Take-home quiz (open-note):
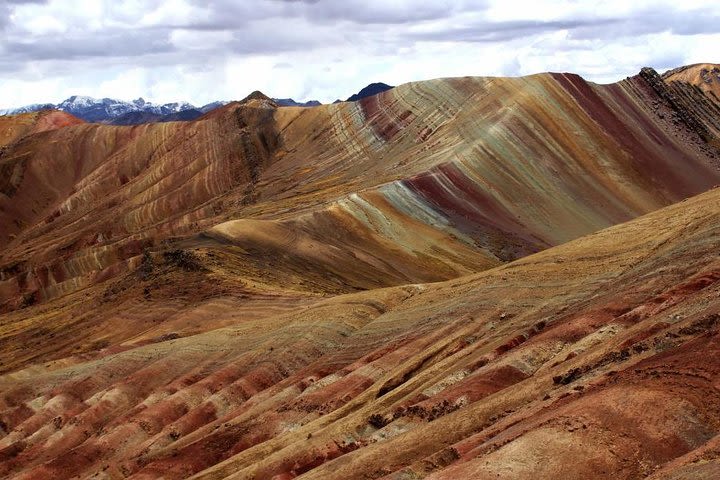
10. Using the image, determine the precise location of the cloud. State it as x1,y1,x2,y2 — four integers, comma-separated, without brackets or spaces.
408,18,619,43
285,0,468,25
0,0,718,108
4,29,175,61
0,0,45,29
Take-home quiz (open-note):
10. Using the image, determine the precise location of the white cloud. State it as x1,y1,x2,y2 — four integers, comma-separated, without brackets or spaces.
0,0,718,108
170,29,232,50
22,13,66,34
139,0,208,27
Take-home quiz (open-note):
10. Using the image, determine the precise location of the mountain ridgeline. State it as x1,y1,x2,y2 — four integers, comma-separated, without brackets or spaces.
0,82,396,125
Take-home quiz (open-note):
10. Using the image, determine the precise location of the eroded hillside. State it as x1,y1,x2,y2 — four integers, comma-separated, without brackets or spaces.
2,68,720,312
664,63,720,105
1,67,720,479
2,170,720,480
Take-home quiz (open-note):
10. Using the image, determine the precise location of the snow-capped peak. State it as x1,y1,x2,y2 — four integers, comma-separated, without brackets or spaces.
0,96,225,123
59,95,97,109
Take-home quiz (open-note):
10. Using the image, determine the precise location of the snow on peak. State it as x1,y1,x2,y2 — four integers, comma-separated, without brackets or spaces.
1,96,216,121
60,96,97,108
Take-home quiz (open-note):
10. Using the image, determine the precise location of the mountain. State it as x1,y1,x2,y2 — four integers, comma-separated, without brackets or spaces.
0,95,323,124
108,108,205,126
0,87,389,125
663,63,720,102
198,101,228,113
56,95,196,122
346,81,394,101
1,66,720,479
273,98,322,107
0,96,225,124
0,102,55,115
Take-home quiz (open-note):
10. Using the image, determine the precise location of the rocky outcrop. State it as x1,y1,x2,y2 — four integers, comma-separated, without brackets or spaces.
663,63,720,105
639,66,719,144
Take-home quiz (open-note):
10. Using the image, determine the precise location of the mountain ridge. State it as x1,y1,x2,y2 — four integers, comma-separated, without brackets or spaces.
2,64,719,323
0,94,326,124
0,81,401,125
663,63,720,102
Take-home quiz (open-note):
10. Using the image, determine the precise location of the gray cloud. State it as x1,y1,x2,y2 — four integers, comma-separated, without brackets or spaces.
4,29,175,61
0,0,718,108
4,1,716,64
287,0,468,25
409,18,620,44
0,0,45,29
567,7,720,40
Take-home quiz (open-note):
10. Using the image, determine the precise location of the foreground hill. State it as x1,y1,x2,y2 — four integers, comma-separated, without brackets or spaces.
2,176,720,479
1,66,720,478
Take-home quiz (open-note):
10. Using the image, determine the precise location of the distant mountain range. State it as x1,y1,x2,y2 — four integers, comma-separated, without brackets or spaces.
273,98,322,107
0,96,226,124
108,108,210,126
0,83,395,125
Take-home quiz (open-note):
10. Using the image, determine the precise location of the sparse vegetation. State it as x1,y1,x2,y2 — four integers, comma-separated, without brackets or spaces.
163,249,205,271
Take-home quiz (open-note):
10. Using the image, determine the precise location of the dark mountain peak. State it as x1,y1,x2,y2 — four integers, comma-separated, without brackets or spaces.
239,91,278,109
242,90,273,102
346,82,394,102
273,98,322,107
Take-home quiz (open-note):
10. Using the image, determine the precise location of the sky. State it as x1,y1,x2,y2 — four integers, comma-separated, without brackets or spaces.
0,0,719,108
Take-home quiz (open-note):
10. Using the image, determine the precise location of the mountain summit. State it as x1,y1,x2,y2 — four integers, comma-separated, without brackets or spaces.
346,82,394,101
